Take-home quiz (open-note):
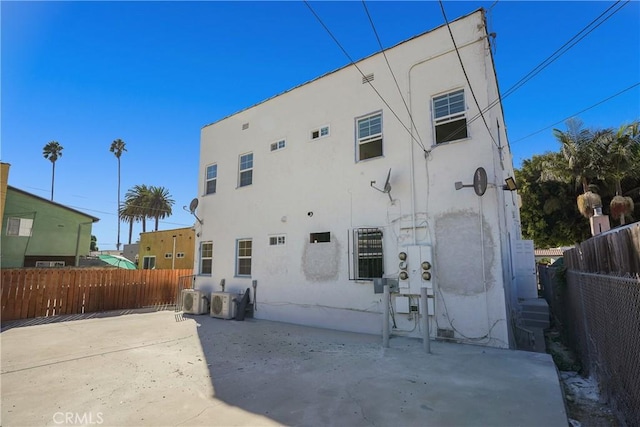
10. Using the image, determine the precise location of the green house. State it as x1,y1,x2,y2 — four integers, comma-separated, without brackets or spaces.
1,186,99,268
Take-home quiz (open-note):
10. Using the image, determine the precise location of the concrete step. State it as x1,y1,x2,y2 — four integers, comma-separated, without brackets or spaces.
522,311,550,322
523,318,550,329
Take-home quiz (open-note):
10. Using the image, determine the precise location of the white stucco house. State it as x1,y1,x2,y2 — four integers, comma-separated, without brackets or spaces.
194,9,528,349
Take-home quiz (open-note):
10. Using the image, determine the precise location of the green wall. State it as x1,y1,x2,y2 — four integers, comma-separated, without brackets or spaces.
1,188,97,268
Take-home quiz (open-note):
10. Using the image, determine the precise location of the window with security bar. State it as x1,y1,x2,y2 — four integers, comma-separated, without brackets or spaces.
433,89,468,144
354,228,384,279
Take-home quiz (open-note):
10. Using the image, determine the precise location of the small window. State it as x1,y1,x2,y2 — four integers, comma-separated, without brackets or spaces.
310,232,330,243
356,112,383,161
164,253,173,259
176,252,185,259
311,125,330,140
238,153,253,187
236,239,252,276
354,228,383,279
270,139,286,152
433,89,468,144
6,217,33,237
205,164,217,195
242,122,249,130
142,256,156,270
200,242,213,275
269,235,286,246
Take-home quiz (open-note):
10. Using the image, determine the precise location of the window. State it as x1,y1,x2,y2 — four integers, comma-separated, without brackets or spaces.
238,153,253,187
270,139,286,152
164,253,173,259
433,89,468,144
357,112,383,161
142,256,156,270
236,239,252,276
200,242,213,275
205,164,217,195
355,228,383,279
269,235,286,246
6,217,33,237
311,125,330,140
176,252,185,259
310,232,330,243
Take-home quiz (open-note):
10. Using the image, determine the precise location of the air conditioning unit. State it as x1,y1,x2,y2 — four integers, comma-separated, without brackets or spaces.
210,292,236,319
182,289,207,314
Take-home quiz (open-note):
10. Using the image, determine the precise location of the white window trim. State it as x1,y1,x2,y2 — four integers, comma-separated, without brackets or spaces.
270,139,287,152
176,252,185,259
432,88,469,144
236,238,252,277
164,253,173,259
356,111,383,162
142,256,156,270
269,234,286,246
6,217,33,237
238,152,253,188
310,125,330,141
200,241,213,275
205,163,217,195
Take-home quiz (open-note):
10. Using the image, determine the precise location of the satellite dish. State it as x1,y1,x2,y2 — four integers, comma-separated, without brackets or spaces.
183,197,203,225
473,167,487,197
371,168,393,202
189,198,199,214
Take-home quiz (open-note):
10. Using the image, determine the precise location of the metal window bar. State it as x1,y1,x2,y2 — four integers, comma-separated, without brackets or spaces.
355,228,383,279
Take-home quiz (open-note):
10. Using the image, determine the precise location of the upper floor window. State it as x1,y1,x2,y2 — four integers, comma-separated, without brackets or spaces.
311,125,330,140
205,164,217,195
6,217,33,237
433,89,468,144
270,139,286,152
269,235,286,246
238,153,253,187
356,112,383,161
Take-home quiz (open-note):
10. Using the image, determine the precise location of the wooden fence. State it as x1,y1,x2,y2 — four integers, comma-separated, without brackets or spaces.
1,268,193,322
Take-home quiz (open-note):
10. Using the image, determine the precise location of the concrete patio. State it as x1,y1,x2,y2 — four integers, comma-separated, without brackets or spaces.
1,310,567,426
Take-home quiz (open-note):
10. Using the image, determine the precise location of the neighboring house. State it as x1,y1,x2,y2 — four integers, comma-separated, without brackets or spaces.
138,227,195,270
534,248,566,265
1,163,10,220
122,243,140,264
194,9,527,348
1,186,99,268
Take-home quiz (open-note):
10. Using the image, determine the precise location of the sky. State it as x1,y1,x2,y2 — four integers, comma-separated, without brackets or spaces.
2,1,639,251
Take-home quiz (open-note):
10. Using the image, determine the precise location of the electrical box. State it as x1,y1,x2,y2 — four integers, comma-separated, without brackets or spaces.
373,277,399,294
398,245,434,295
395,296,410,314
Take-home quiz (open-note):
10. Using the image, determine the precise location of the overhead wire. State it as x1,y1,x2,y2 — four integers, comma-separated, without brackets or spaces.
444,0,630,141
438,0,499,148
511,82,640,144
361,0,425,148
303,0,428,153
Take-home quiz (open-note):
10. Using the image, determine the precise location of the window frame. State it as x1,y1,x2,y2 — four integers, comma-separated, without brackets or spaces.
270,139,287,152
200,241,213,275
142,256,156,270
432,88,468,144
236,238,252,277
238,152,253,188
353,228,384,280
356,111,383,161
205,163,217,195
310,125,330,141
269,235,286,246
6,217,33,237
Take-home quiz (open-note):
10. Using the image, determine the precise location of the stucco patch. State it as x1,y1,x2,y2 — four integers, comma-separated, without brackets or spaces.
434,210,494,295
302,236,340,282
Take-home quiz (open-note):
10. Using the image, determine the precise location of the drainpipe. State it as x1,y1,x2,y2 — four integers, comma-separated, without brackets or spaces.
172,234,177,269
75,222,94,266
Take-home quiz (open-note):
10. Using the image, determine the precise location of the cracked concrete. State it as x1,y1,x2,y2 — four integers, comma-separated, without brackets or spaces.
1,310,567,426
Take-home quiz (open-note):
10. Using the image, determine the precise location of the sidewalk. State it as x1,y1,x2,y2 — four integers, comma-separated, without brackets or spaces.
1,311,567,426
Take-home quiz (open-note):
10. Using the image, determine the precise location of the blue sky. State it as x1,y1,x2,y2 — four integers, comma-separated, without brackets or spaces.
2,1,639,250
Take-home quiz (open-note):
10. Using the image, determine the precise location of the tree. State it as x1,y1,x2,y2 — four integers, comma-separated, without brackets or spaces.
110,139,127,250
42,141,63,201
124,184,151,233
147,186,174,231
90,235,99,251
553,118,596,194
119,201,139,245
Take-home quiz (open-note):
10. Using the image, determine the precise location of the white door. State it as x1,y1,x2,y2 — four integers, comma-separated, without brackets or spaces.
513,240,537,299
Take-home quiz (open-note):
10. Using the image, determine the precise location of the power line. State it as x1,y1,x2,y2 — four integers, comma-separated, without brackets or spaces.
361,0,425,148
511,82,640,144
303,0,428,153
438,0,499,149
465,0,629,131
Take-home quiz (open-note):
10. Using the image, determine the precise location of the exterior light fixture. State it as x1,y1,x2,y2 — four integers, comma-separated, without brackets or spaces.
503,177,517,191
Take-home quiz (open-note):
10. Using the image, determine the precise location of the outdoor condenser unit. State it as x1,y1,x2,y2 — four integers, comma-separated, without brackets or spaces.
210,292,236,320
182,289,207,315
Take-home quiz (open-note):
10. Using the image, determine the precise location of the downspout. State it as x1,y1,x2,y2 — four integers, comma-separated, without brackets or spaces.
75,221,94,266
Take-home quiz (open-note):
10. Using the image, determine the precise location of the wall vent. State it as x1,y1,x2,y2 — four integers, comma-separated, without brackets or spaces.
437,328,455,339
362,73,374,84
242,123,249,130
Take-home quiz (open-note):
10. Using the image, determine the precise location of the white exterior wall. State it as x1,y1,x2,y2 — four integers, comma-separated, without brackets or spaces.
195,10,521,348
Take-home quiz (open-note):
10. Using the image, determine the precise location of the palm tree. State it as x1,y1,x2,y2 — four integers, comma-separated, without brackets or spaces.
42,141,63,201
119,201,139,245
110,139,127,250
124,184,151,233
147,186,174,231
